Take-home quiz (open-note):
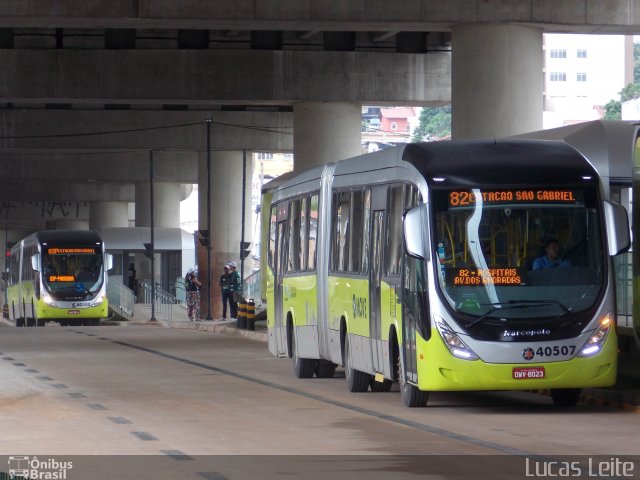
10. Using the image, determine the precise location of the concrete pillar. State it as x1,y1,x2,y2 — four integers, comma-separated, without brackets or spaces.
198,150,254,319
89,202,129,229
451,24,543,140
135,182,181,228
135,181,181,286
293,102,362,172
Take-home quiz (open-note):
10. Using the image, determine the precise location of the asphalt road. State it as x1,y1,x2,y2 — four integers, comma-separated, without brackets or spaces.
0,325,638,479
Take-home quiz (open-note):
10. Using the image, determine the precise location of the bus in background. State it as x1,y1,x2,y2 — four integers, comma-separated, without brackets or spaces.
7,230,114,327
264,140,630,407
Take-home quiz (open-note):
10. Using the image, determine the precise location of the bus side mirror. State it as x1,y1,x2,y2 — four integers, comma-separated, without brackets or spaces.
603,200,630,256
404,204,429,260
106,253,114,271
31,254,40,272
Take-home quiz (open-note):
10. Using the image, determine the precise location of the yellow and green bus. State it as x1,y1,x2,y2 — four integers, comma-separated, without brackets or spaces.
7,230,113,327
264,140,630,407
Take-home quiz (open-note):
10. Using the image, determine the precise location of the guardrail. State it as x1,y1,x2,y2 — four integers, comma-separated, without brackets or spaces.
106,276,135,317
243,269,261,307
139,280,185,322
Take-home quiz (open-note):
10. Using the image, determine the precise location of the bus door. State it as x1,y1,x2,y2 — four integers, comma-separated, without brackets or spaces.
368,185,387,375
369,209,385,373
401,255,422,384
272,202,289,356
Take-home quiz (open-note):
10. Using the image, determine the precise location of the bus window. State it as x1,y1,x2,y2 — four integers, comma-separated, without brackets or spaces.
308,194,318,271
386,184,404,276
331,191,351,272
349,189,364,274
268,205,277,269
288,199,301,272
299,196,309,271
361,188,372,274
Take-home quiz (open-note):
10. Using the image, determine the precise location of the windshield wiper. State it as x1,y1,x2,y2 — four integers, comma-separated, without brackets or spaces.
505,299,572,316
467,300,572,328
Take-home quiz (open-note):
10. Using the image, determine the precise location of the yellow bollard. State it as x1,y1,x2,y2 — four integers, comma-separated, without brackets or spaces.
246,299,256,331
237,298,247,329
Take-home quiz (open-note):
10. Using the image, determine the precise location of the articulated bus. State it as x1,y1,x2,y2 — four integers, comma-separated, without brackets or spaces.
7,230,113,327
264,140,630,407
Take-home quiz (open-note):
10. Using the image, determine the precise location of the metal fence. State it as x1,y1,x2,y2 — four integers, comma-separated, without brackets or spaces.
106,275,135,317
243,269,261,307
139,280,186,322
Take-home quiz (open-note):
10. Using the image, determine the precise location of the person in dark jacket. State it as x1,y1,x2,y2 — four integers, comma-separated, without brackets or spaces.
220,264,233,319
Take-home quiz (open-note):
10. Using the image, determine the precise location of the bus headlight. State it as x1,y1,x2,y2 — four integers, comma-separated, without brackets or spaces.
435,316,479,360
94,295,104,306
578,313,612,357
42,293,53,305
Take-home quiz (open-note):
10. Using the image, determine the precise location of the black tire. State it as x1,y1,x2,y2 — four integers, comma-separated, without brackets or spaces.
292,330,316,378
551,388,580,407
344,335,371,392
315,361,337,378
370,377,393,392
395,352,428,407
36,319,45,327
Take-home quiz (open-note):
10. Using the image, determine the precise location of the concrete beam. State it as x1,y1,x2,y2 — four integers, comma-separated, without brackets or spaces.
0,110,293,152
0,181,134,202
0,150,198,182
0,50,450,105
0,1,638,33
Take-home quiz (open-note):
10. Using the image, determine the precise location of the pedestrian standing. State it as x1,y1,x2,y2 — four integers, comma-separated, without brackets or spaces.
128,263,137,293
220,264,233,319
228,261,241,319
185,268,202,321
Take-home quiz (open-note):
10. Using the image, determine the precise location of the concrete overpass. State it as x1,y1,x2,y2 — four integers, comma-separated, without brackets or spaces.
0,1,638,317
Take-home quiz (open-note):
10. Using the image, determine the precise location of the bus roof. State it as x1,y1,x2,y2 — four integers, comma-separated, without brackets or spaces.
402,139,598,187
33,230,103,246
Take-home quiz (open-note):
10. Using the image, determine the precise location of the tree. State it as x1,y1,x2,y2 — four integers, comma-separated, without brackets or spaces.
412,106,451,142
603,99,621,120
635,42,640,83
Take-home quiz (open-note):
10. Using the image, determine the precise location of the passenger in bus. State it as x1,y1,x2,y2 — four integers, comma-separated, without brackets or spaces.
532,239,570,270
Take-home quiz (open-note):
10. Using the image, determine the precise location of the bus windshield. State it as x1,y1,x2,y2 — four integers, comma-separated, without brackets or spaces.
42,247,104,295
432,187,604,320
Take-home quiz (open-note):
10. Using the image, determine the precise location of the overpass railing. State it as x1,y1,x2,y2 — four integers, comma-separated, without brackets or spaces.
106,276,135,318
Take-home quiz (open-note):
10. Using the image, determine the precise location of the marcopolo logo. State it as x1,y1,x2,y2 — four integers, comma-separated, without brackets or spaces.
8,456,73,479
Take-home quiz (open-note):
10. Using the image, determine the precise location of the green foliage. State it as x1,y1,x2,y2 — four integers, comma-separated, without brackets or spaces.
620,82,640,102
412,106,451,142
635,42,640,83
603,99,621,120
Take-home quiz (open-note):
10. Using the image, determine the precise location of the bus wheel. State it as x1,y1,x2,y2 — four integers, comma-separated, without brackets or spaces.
400,378,428,407
344,335,370,392
291,330,316,378
370,377,393,392
315,361,337,378
395,353,428,407
551,388,580,407
36,319,45,327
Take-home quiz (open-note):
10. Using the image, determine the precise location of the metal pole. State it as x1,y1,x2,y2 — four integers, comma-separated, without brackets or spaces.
149,150,156,322
240,149,247,289
206,119,212,320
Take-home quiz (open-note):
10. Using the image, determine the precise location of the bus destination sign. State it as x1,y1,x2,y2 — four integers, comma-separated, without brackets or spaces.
445,267,526,287
448,190,578,208
47,247,96,255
